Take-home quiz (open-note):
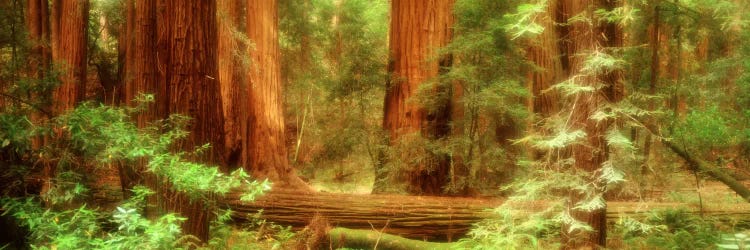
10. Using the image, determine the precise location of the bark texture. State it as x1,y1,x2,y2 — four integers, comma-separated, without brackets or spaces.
119,0,159,214
122,0,158,124
155,0,224,241
25,0,51,81
218,0,246,169
44,0,88,198
246,0,307,189
381,0,455,195
25,0,51,151
527,0,562,117
50,0,88,114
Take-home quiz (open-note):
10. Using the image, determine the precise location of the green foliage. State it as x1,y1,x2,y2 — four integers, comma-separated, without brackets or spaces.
673,106,740,151
280,0,388,190
421,0,530,194
2,190,189,249
51,97,270,200
616,209,723,249
503,0,547,40
0,95,269,248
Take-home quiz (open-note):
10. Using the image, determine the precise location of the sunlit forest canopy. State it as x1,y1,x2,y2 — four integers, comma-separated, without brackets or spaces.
1,0,750,249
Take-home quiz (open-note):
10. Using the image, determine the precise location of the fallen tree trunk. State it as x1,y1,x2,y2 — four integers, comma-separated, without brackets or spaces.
224,189,503,241
222,189,750,241
638,120,750,202
325,227,455,250
662,139,750,202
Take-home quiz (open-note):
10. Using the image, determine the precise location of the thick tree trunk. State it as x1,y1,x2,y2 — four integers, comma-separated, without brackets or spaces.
120,0,158,212
218,0,246,170
155,0,224,241
246,0,308,189
44,0,88,198
50,0,88,113
380,0,455,195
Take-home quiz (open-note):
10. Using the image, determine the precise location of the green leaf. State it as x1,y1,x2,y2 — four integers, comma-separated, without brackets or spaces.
605,129,635,150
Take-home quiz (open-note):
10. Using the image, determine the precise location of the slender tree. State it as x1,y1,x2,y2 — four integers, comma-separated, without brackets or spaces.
558,0,623,248
25,0,50,81
25,0,50,151
380,0,455,195
527,0,562,117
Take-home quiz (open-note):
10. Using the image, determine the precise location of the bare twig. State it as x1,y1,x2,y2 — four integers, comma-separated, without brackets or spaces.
369,220,390,250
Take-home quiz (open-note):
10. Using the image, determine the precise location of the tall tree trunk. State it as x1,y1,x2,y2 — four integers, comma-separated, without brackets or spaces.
120,0,158,211
25,0,51,151
218,0,246,170
50,0,88,114
155,0,225,241
25,0,50,81
559,0,623,248
380,0,455,195
122,0,159,131
527,0,562,118
44,0,88,198
526,0,563,162
246,0,308,190
643,2,660,176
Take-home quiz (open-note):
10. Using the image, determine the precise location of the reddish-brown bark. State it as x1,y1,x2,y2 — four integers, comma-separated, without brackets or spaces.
155,0,225,241
245,0,308,190
381,0,455,195
42,0,88,198
122,0,158,127
218,0,246,169
50,0,88,114
25,0,51,151
25,0,51,81
527,0,562,117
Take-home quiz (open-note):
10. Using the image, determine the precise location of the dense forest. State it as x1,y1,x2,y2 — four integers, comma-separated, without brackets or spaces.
1,0,750,249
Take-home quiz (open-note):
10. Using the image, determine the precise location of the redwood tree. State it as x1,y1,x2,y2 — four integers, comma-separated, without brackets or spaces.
25,0,50,151
42,0,88,197
218,0,246,169
118,0,158,209
25,0,50,81
50,0,88,114
155,0,225,241
245,0,307,189
527,0,562,117
380,0,455,195
121,0,158,122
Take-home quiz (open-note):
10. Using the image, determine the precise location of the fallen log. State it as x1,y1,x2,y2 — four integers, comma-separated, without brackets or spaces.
224,189,503,241
222,189,750,241
662,139,750,202
325,227,455,250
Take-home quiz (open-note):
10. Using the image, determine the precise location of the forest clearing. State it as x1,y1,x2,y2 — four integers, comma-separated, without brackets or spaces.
1,0,750,249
